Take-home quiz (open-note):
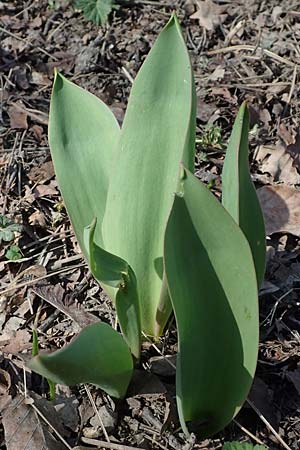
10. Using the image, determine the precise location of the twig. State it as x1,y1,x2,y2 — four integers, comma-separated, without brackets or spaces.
8,101,49,125
224,20,246,46
144,432,170,450
31,287,77,322
84,385,110,443
141,332,176,369
206,44,299,68
233,419,266,447
17,385,72,450
81,436,145,450
0,263,86,295
286,65,297,105
246,399,293,450
0,25,58,61
29,401,73,450
121,67,134,84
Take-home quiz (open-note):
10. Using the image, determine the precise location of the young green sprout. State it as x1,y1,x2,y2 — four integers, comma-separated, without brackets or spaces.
29,13,265,438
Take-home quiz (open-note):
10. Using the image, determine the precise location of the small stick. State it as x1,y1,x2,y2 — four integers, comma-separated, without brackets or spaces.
16,386,73,450
84,385,110,443
246,399,292,450
121,67,134,84
142,331,176,369
29,401,73,450
0,262,86,295
286,65,297,106
224,20,246,46
206,44,298,68
233,419,266,447
0,25,58,61
81,436,145,450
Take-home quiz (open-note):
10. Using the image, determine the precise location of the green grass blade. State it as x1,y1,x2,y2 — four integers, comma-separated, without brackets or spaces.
32,328,39,357
102,14,196,336
222,102,266,286
84,220,141,359
32,328,56,400
164,168,259,438
29,322,133,399
49,71,120,254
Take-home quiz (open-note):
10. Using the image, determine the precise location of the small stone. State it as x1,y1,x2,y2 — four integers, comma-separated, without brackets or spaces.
90,405,117,433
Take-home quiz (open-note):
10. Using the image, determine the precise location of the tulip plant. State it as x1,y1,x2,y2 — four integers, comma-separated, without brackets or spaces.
29,14,265,438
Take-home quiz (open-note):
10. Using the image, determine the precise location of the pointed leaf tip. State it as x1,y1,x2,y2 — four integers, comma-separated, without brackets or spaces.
165,168,258,437
222,103,266,287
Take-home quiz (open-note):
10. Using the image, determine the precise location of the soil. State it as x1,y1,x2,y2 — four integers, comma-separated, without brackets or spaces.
0,1,300,449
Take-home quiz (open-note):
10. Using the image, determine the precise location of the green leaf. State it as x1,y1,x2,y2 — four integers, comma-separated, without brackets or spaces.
0,215,22,244
32,329,39,357
102,13,196,337
74,0,116,25
29,322,133,399
48,71,120,256
5,245,22,261
164,168,259,438
84,219,141,359
222,102,266,286
222,443,267,450
32,328,56,400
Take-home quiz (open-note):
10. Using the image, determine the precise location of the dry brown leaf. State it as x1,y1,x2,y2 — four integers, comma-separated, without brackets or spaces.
28,161,55,183
29,210,47,228
31,71,51,86
2,36,28,54
0,369,11,413
8,102,28,129
196,97,218,122
30,16,43,29
190,0,227,31
9,101,48,125
278,123,294,145
31,125,44,142
258,185,300,236
211,87,237,104
209,66,225,81
2,395,66,450
255,144,300,185
1,329,31,354
33,181,58,199
15,264,47,282
286,131,300,170
0,368,11,393
33,285,99,329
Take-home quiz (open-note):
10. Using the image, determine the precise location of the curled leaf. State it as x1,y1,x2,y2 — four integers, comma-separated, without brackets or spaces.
29,322,133,399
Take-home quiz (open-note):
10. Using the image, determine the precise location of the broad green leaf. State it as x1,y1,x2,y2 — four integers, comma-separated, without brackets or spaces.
49,71,120,254
74,0,117,26
222,443,267,450
164,168,259,438
222,102,266,286
102,14,196,336
84,219,141,359
29,322,133,399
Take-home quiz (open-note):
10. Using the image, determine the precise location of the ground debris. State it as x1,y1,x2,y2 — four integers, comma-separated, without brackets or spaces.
2,394,67,450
